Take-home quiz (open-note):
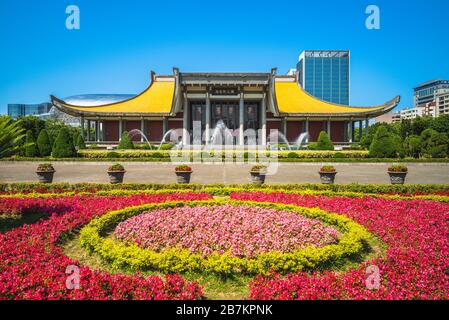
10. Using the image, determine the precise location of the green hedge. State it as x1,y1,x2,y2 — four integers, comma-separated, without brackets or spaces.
79,200,371,275
77,149,370,159
1,182,448,195
5,156,449,163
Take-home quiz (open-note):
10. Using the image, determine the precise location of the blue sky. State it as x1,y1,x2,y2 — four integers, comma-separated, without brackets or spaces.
1,0,448,114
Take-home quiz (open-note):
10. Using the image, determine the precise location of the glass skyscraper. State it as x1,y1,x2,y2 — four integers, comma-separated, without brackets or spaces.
7,103,52,119
296,50,350,105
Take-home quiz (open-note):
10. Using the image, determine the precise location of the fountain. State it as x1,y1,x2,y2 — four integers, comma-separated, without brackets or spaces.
209,120,235,146
158,129,183,150
294,132,309,150
268,131,292,151
128,129,152,148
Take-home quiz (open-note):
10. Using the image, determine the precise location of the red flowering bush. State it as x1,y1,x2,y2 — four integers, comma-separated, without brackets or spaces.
0,192,211,300
231,192,449,300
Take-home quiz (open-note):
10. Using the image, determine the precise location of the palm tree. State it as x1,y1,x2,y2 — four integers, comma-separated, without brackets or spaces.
0,116,27,158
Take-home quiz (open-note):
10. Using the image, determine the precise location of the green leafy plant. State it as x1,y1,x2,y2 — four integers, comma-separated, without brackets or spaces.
0,117,27,158
108,163,125,172
37,129,52,157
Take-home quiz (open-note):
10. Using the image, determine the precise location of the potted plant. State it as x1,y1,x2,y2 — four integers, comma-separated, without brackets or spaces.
250,165,267,185
387,164,408,184
318,165,337,184
107,163,126,184
36,163,56,183
175,165,193,184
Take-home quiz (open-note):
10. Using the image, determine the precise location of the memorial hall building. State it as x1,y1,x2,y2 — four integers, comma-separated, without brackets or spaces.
51,66,400,146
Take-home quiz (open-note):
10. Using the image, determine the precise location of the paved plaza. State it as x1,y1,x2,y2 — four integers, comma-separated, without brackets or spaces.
1,161,449,184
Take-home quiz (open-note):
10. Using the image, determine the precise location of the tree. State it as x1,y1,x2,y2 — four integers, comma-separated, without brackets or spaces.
52,128,77,158
36,129,52,157
412,116,432,136
117,131,134,150
0,116,27,158
45,119,80,149
314,131,334,150
431,114,449,135
403,135,422,158
17,115,45,140
399,119,413,139
73,132,80,147
421,129,449,158
369,125,397,158
25,130,38,157
76,134,86,150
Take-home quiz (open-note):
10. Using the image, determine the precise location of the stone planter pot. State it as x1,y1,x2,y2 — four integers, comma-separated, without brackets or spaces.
175,171,192,184
107,171,125,184
319,171,337,184
250,171,266,185
36,171,55,183
388,171,407,185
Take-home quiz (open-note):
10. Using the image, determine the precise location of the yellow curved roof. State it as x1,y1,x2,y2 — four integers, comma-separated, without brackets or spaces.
52,81,175,115
275,81,391,115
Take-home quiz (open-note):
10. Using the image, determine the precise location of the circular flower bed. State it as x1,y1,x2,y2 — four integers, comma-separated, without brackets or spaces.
114,204,340,258
2,186,448,300
79,200,371,275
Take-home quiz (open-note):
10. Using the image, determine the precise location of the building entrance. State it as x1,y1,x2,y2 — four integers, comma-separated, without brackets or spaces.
211,102,239,130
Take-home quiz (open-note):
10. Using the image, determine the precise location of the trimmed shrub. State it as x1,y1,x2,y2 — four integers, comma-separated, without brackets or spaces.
315,131,334,150
159,143,174,150
36,129,52,157
117,132,134,150
369,126,397,158
76,134,86,150
25,130,38,157
333,152,346,159
52,128,77,158
106,151,120,158
309,132,334,151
